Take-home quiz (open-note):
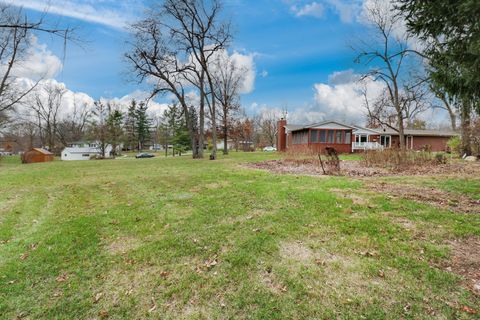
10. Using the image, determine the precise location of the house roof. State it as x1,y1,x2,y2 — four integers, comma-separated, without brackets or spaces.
286,120,356,132
63,147,100,154
376,127,459,137
32,148,53,155
284,124,304,131
352,126,383,135
282,120,458,137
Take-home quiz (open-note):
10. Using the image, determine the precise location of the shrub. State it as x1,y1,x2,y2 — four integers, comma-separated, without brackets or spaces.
363,149,441,170
447,136,461,155
435,153,447,164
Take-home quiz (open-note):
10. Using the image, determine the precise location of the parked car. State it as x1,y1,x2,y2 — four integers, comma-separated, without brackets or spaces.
135,153,155,159
263,146,277,152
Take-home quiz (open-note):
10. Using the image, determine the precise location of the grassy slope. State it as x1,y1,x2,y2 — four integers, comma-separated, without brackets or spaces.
0,153,479,319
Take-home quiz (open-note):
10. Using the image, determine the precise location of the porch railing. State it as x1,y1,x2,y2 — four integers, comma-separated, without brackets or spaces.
352,142,384,150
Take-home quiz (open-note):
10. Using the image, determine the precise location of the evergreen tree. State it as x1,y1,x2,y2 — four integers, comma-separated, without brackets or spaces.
135,101,151,151
91,100,109,158
398,0,480,154
159,103,191,156
107,106,124,157
124,100,137,151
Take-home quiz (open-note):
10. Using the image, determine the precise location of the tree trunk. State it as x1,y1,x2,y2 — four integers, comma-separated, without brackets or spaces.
197,73,205,159
223,113,228,155
210,98,217,160
460,103,472,156
397,111,406,150
449,109,457,132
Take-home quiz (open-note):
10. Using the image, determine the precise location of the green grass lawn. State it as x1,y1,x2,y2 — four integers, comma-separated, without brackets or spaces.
0,153,479,319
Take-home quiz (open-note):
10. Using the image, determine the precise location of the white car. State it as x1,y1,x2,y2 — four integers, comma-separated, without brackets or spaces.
263,146,277,152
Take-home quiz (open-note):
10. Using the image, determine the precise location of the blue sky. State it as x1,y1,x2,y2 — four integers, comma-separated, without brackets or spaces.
13,1,365,110
12,0,450,126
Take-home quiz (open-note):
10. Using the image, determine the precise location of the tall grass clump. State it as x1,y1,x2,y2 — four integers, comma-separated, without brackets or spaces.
364,149,446,170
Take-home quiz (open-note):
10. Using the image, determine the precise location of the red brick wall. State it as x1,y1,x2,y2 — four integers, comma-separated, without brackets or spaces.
411,136,450,151
390,135,450,151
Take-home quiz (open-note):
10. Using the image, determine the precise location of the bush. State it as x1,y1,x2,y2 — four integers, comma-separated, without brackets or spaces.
447,136,461,155
364,149,442,169
435,153,447,164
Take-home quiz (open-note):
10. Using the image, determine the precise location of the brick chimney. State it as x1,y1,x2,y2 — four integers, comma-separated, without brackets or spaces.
277,118,287,152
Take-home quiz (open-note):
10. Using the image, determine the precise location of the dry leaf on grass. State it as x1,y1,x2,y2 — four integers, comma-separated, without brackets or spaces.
56,273,69,282
148,297,157,313
98,309,109,318
93,292,103,303
462,306,477,314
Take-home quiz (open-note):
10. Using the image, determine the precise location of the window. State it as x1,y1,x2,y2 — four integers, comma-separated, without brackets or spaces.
380,135,390,147
319,130,326,143
336,131,343,144
302,131,308,144
327,130,334,143
293,131,305,144
344,132,351,144
82,154,90,157
310,130,318,143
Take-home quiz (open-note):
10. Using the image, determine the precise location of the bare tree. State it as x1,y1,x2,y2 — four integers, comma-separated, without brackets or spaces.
126,18,199,157
0,4,73,131
0,5,32,119
211,53,243,154
354,0,424,149
56,98,92,146
431,87,457,131
402,83,429,128
163,0,232,160
31,81,66,152
256,110,280,148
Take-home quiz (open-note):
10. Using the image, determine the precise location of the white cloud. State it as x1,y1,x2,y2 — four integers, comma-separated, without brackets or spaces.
10,36,63,80
260,70,269,78
16,78,94,121
284,69,385,125
291,2,325,18
229,51,256,94
103,90,170,118
9,0,141,29
327,0,362,23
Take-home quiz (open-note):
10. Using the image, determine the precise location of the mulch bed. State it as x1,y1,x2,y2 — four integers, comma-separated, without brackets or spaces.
244,159,480,214
245,158,480,178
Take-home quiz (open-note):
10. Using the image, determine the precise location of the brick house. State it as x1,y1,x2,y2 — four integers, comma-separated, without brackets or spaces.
277,119,459,153
277,119,354,153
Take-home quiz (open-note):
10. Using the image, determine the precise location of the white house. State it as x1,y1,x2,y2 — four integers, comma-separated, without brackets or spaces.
216,139,235,151
61,142,114,161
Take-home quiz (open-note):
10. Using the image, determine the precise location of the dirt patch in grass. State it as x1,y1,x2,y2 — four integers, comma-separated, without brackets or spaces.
330,188,371,206
107,236,142,255
279,241,313,262
367,182,480,214
244,159,331,176
245,159,480,178
443,237,480,295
